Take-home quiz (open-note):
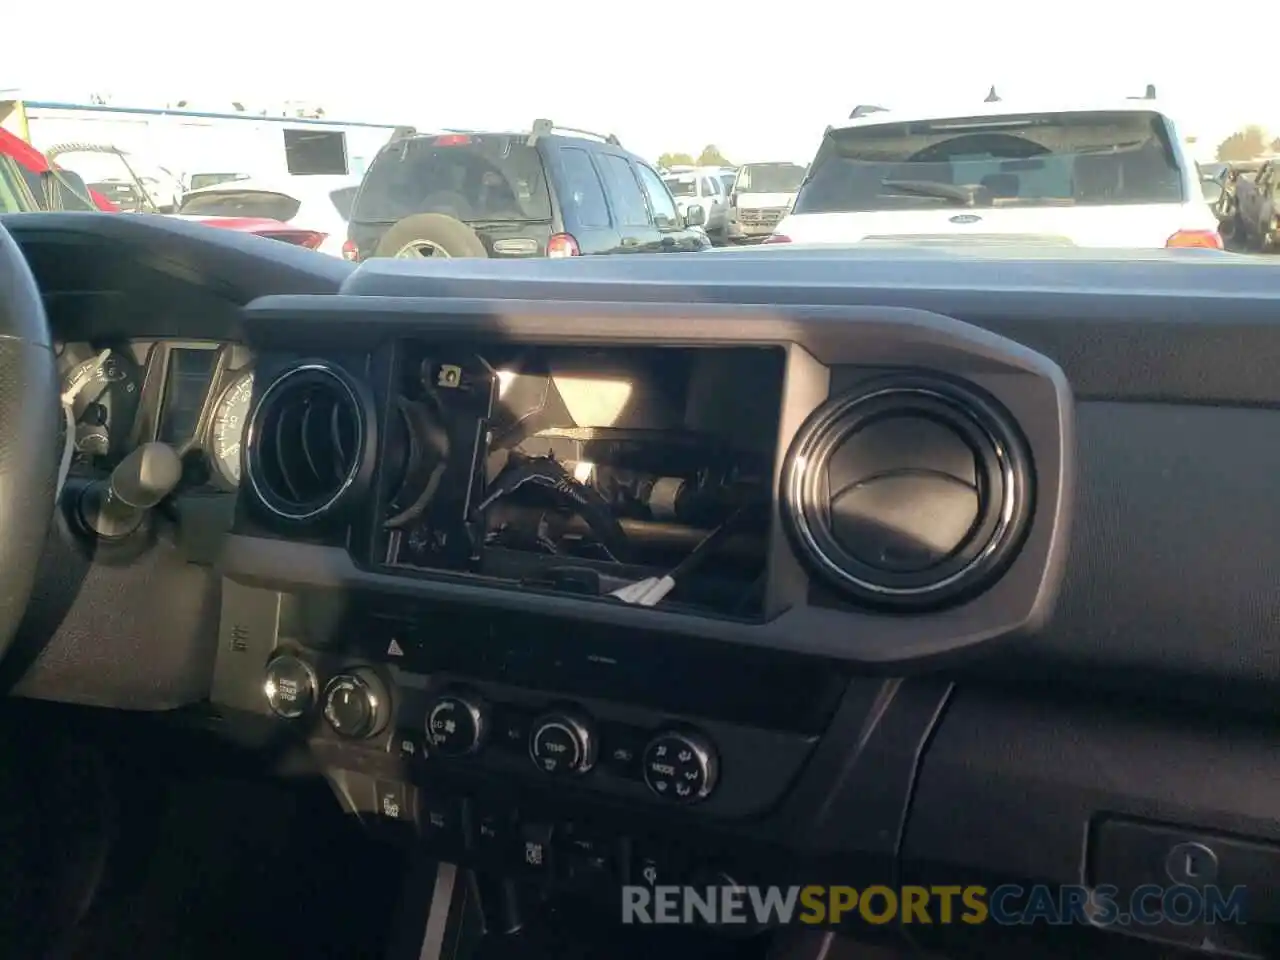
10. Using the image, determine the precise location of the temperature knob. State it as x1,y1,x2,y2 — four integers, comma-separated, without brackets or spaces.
425,692,487,757
322,668,390,739
642,730,718,803
529,711,596,775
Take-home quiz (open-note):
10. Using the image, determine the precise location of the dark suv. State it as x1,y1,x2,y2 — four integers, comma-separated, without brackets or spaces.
345,120,711,260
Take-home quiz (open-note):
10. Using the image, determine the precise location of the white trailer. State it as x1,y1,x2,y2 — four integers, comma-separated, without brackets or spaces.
0,99,407,190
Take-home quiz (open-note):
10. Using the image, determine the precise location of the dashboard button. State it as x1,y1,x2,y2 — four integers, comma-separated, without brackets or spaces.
390,728,424,761
322,669,391,739
420,791,465,857
424,693,486,757
375,780,414,822
529,712,596,775
491,706,533,752
600,724,645,778
472,807,514,865
263,654,317,719
642,730,718,803
519,822,553,874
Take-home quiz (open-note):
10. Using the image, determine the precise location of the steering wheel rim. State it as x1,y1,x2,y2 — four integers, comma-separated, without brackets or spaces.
0,220,61,664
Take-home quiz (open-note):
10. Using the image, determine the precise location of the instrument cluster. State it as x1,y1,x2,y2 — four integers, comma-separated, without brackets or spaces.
56,339,255,489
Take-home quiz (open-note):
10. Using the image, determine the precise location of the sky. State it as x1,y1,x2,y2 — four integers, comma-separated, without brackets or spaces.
6,1,1275,164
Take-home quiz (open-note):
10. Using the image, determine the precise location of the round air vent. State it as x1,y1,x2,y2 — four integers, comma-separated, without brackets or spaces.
245,362,369,522
781,376,1032,610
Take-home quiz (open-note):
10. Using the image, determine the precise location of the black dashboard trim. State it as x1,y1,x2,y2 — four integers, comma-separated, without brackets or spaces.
231,295,1071,666
330,250,1280,405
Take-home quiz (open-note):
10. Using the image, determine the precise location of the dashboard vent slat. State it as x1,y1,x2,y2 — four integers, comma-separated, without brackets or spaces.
780,376,1033,611
245,362,366,522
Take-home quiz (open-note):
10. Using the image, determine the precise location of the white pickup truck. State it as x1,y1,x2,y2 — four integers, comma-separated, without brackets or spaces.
661,167,730,242
770,97,1221,251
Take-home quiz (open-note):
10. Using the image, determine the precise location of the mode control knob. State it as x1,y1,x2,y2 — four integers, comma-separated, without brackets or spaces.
529,711,596,775
643,730,718,803
263,654,317,719
322,668,390,739
425,693,487,757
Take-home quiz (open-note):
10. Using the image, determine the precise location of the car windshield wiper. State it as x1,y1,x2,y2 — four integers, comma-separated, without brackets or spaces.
880,179,975,205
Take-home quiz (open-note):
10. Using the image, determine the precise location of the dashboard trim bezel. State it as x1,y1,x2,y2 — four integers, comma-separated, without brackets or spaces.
228,296,1074,666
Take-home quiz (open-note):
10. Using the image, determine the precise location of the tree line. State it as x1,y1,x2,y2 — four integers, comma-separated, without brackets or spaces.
1216,126,1280,161
657,145,732,168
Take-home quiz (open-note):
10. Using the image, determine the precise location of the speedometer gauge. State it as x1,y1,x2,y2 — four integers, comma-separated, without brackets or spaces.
210,371,254,485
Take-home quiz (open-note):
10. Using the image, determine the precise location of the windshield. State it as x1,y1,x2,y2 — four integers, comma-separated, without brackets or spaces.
178,190,301,220
793,111,1185,214
664,177,697,197
352,136,552,223
735,163,806,194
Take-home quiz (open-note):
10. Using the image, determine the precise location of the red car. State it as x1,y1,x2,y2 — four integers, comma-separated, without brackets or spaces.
0,132,321,248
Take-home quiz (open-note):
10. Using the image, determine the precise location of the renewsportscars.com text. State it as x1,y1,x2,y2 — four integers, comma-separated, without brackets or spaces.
621,884,1248,927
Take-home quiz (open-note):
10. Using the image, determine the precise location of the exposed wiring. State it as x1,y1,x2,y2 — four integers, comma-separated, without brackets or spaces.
611,507,749,608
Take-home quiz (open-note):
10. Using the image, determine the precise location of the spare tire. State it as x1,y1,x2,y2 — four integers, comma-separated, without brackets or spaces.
374,213,488,258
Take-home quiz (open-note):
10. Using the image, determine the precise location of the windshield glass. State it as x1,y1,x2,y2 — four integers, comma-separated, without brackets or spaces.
793,111,1185,214
735,163,806,194
664,177,697,197
352,136,552,223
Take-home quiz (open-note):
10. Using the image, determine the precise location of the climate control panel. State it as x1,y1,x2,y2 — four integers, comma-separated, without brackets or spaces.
425,692,487,757
529,711,598,776
642,730,718,803
322,668,391,739
258,653,816,818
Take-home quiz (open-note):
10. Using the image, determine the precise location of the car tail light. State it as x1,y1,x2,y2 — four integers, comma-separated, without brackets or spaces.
265,230,327,249
547,233,580,258
763,234,792,244
1166,229,1223,250
434,134,471,146
342,239,360,261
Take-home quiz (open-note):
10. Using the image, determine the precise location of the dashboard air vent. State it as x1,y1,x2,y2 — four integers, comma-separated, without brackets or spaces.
245,362,367,522
781,376,1032,611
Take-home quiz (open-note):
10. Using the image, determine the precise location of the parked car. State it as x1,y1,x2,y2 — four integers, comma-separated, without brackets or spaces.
725,161,806,243
174,175,359,256
345,120,710,260
662,167,729,242
770,94,1221,250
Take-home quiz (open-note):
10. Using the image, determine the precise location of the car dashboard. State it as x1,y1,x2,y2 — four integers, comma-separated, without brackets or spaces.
59,338,255,489
5,213,1280,960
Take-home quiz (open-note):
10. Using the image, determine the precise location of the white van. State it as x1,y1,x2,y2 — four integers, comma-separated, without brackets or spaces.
770,99,1222,250
726,161,807,243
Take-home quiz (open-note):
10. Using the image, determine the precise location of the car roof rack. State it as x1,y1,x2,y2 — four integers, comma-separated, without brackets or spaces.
530,118,621,146
1127,84,1157,100
388,125,417,142
848,104,889,119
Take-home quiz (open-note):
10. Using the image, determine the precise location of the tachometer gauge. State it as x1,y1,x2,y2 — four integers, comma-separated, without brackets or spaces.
211,371,254,485
60,347,141,459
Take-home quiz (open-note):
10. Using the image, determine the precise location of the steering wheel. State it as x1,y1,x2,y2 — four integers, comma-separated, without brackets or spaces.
0,221,61,664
